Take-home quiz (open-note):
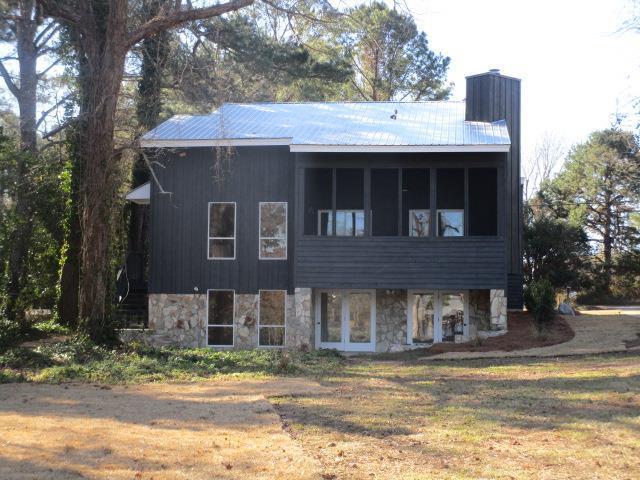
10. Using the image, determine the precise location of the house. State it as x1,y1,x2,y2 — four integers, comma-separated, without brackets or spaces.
126,69,523,352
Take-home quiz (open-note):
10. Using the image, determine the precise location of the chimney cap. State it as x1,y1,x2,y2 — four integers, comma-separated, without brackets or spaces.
489,68,500,74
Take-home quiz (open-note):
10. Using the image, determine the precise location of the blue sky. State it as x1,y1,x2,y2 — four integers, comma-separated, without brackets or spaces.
399,0,640,167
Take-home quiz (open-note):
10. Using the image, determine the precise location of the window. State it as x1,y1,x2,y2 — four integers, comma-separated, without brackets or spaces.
259,202,287,259
468,168,498,236
336,169,364,236
437,210,464,236
259,290,286,346
207,290,234,346
208,202,235,259
409,210,430,237
371,169,399,236
403,169,430,236
436,169,464,236
304,168,365,236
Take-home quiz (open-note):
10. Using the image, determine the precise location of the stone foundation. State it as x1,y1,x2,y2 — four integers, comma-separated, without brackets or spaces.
135,291,313,349
490,289,508,331
135,288,507,350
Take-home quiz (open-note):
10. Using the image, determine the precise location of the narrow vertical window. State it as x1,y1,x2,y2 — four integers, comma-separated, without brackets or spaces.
258,290,286,346
336,168,365,236
208,202,235,259
207,290,234,346
259,202,287,259
436,169,464,237
402,168,430,236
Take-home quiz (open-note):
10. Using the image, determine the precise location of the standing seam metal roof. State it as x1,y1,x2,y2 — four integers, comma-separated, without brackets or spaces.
141,101,510,147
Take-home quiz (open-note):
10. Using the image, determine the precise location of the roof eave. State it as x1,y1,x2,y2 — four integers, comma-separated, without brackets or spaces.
289,144,511,153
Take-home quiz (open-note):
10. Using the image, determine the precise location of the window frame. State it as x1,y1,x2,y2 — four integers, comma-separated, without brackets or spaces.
259,201,288,260
258,289,287,348
207,201,236,260
206,289,235,347
436,209,465,237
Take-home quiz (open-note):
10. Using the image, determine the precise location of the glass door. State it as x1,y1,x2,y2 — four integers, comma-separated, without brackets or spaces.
408,291,468,344
316,290,376,351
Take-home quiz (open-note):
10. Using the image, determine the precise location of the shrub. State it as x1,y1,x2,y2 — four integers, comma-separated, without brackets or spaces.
0,317,21,352
524,278,556,332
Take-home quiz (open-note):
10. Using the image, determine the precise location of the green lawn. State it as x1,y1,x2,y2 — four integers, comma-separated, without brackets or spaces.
272,352,640,479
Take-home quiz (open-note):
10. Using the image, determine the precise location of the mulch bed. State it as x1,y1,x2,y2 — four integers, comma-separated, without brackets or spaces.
421,311,575,356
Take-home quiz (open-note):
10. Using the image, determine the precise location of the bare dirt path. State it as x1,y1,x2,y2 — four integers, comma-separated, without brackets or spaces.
423,309,640,360
0,378,326,480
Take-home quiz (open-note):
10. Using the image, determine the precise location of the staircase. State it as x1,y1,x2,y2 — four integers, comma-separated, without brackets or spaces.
115,287,148,328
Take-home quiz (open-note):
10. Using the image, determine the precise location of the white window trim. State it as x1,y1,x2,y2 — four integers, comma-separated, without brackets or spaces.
208,201,236,260
258,202,288,260
258,289,287,348
407,290,469,345
206,289,235,347
436,209,465,237
314,289,376,352
408,209,431,237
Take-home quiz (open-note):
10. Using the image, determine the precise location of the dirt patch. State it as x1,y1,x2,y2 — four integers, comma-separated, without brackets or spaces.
420,311,575,356
0,378,326,479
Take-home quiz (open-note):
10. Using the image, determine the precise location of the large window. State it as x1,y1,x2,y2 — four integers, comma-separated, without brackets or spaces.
371,169,399,236
208,202,235,259
436,169,464,237
259,202,287,259
258,290,286,347
207,290,234,346
468,168,498,236
403,168,430,236
304,168,364,236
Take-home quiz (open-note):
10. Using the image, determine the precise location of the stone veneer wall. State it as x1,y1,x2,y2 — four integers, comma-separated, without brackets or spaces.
489,289,508,332
139,291,314,349
468,290,490,339
376,289,408,352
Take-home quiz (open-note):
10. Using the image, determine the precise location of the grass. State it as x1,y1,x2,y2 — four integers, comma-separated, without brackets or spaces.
0,335,345,384
272,352,640,479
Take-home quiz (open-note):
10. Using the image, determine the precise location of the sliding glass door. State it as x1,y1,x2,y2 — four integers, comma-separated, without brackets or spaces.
316,290,376,351
408,291,468,344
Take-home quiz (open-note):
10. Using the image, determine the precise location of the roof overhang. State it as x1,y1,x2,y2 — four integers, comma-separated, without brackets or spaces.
125,182,150,205
140,138,510,153
139,138,291,148
289,144,510,153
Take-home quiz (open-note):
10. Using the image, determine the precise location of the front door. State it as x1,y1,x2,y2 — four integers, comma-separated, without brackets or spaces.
316,290,376,351
407,291,468,344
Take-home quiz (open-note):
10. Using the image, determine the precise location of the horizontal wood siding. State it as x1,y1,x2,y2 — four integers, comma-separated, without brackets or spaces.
295,237,506,289
149,146,294,294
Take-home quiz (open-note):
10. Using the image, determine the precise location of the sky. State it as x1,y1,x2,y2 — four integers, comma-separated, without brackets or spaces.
398,0,640,169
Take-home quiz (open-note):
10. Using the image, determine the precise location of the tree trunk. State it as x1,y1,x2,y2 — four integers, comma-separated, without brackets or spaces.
5,0,38,326
76,5,128,341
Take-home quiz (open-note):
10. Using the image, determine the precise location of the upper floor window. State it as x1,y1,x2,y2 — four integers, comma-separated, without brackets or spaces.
259,202,287,259
403,169,430,237
436,169,464,237
208,202,235,259
304,168,364,236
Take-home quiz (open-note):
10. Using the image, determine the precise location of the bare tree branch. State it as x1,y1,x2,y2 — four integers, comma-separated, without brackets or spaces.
36,0,83,26
36,93,72,128
126,0,255,49
0,59,20,97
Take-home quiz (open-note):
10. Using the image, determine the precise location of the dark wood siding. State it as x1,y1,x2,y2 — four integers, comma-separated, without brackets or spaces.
466,72,523,307
296,237,506,289
149,146,295,294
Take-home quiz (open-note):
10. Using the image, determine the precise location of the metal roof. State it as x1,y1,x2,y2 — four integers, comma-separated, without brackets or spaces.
140,101,510,152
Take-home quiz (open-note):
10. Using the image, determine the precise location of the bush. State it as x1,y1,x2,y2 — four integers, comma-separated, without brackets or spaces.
0,317,21,352
524,278,556,332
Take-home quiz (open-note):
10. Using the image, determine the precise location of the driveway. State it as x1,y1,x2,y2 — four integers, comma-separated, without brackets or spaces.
0,378,326,479
424,308,640,360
